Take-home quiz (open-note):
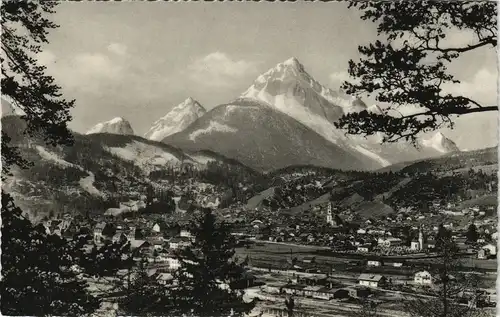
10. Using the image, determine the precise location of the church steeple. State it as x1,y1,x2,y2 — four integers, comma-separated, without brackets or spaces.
418,226,425,250
326,202,334,226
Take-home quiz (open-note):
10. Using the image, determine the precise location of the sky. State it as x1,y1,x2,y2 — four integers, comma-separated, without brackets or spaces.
36,1,498,150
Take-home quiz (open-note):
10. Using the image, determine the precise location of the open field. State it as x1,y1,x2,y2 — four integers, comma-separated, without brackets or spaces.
236,240,497,288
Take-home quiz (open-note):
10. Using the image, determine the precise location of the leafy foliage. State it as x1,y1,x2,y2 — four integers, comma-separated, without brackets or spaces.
336,2,497,143
142,185,176,215
466,224,478,244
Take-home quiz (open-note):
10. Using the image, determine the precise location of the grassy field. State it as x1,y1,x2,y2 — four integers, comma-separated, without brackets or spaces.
236,241,497,288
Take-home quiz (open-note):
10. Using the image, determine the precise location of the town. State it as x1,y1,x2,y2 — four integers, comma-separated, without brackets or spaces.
42,193,498,316
1,1,498,317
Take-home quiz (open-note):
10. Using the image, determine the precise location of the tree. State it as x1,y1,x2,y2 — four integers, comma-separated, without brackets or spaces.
171,209,255,316
284,296,295,317
435,223,451,252
360,298,378,317
335,2,497,143
118,258,174,316
78,239,134,279
1,1,99,315
405,227,482,317
1,0,74,174
466,224,479,244
0,192,100,315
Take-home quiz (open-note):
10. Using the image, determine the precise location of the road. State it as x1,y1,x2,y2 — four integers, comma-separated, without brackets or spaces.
244,287,409,317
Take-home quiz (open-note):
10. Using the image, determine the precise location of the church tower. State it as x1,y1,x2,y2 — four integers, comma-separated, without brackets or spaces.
326,202,334,226
418,226,425,250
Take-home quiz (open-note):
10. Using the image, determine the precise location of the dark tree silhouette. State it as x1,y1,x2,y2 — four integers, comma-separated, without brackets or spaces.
171,209,255,316
0,2,99,315
118,258,174,316
78,240,134,278
285,296,295,317
466,224,479,244
0,192,100,315
1,1,74,174
336,2,497,143
360,298,378,317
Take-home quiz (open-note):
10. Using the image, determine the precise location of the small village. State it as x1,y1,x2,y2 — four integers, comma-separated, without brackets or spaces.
40,197,498,316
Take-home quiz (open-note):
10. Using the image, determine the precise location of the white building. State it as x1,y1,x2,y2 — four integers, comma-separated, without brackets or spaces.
357,245,371,253
367,260,382,267
410,240,420,250
414,271,433,285
482,243,497,256
411,227,426,251
358,274,385,288
169,237,191,250
378,237,403,248
167,257,181,271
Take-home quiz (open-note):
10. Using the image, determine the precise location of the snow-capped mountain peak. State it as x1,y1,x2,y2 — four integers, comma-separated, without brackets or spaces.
239,57,372,156
86,117,134,135
282,57,305,72
144,97,206,141
421,132,460,153
241,57,367,119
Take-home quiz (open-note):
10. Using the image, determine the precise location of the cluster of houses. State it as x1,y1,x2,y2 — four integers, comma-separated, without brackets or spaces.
88,217,196,272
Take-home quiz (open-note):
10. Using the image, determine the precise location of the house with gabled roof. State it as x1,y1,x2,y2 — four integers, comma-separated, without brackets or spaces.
358,274,386,288
414,270,433,285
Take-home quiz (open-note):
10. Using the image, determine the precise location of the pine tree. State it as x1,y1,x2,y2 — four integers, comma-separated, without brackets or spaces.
78,239,134,278
171,209,255,316
466,224,479,244
118,258,174,316
2,1,75,174
335,2,497,143
284,296,295,317
1,192,100,315
1,2,102,315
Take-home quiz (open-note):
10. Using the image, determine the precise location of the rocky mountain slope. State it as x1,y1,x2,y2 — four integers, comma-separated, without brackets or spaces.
145,97,206,141
1,116,259,221
86,117,135,135
163,98,383,172
163,57,460,171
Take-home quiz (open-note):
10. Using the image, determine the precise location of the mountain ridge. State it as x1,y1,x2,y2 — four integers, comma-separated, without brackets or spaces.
86,117,135,135
162,57,461,170
144,97,206,141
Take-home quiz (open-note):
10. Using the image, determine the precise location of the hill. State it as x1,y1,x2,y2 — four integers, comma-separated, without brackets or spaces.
1,116,262,221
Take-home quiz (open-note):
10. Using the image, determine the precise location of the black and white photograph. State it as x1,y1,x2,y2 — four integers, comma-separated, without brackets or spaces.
0,1,498,316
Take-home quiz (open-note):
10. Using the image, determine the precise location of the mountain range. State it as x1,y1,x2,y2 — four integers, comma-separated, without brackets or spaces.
1,115,258,221
3,57,466,173
1,57,496,222
160,57,461,171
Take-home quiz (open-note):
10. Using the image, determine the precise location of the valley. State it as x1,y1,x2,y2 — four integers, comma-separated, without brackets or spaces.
2,58,497,317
